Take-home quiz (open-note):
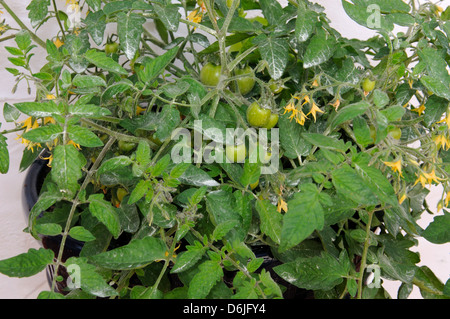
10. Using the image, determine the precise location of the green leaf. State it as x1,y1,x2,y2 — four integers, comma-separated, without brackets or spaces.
97,156,133,176
380,105,406,122
255,200,283,245
424,95,449,127
342,0,394,31
65,257,118,297
353,116,373,147
37,291,65,299
178,164,220,187
85,10,106,46
259,0,283,26
69,104,112,118
0,248,54,278
273,251,350,290
154,105,181,142
206,190,245,242
240,160,261,187
212,220,239,242
0,136,9,174
171,242,207,274
67,125,104,148
84,49,128,75
280,184,325,251
26,0,50,28
153,3,180,32
422,212,450,244
88,194,121,238
329,101,370,129
353,162,398,207
117,12,146,60
128,180,150,204
72,74,107,88
3,102,20,122
69,226,96,242
14,101,61,118
378,250,416,283
22,124,63,143
35,223,62,236
187,260,223,299
138,46,179,84
302,133,348,153
15,30,32,51
279,112,311,160
295,5,317,42
373,89,390,108
253,35,289,80
303,29,337,69
89,236,167,270
331,164,379,206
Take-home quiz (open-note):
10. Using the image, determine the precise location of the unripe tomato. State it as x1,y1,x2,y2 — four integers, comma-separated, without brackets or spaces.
105,42,119,54
116,188,128,203
269,80,283,94
263,113,279,129
235,66,255,95
246,102,271,127
225,143,246,163
362,78,376,93
389,127,402,140
200,63,221,86
118,140,137,153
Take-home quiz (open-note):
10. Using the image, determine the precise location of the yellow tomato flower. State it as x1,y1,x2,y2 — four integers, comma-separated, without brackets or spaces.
384,159,403,177
277,198,288,213
411,104,426,116
307,101,324,122
434,134,450,151
437,113,450,130
414,169,444,188
399,193,407,205
188,8,203,24
445,191,450,207
330,99,340,111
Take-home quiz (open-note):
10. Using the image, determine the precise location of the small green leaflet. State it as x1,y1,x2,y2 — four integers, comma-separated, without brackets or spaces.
89,236,167,270
117,12,145,60
303,29,337,69
88,194,121,239
0,248,54,278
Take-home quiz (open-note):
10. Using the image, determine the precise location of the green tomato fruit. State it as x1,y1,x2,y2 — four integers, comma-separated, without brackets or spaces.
362,78,376,93
200,63,221,86
264,113,279,129
389,127,402,140
268,80,283,94
225,143,247,163
116,188,128,203
105,42,119,54
235,66,255,95
246,102,271,127
118,140,137,153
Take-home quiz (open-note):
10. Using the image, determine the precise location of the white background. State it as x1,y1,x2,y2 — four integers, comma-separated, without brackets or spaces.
0,0,449,299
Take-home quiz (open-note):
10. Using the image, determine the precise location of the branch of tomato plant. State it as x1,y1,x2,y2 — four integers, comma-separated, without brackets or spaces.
51,135,117,292
0,0,46,48
356,209,374,299
51,0,65,41
189,227,268,299
80,118,159,150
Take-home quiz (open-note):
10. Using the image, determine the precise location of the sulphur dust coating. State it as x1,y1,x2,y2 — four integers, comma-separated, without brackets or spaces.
182,303,266,316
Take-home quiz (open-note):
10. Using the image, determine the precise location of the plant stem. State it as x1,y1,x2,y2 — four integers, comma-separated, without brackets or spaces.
51,136,117,292
51,0,65,40
0,0,46,48
357,210,374,299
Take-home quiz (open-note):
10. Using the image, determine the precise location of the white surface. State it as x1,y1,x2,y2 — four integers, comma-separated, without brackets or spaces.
0,0,449,299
